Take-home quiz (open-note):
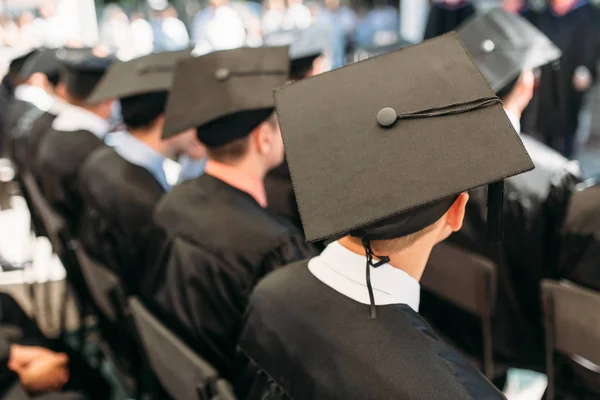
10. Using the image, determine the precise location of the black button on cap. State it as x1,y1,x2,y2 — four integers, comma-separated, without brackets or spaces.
377,107,397,127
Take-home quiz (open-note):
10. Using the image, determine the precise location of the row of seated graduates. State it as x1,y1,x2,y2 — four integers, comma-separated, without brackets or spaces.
3,11,600,400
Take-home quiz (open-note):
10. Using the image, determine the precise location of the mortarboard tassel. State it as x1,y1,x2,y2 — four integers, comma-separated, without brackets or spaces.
487,180,505,243
362,239,390,319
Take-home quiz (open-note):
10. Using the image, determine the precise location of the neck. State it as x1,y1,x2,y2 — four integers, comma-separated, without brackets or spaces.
130,126,168,157
552,0,580,15
338,236,434,281
213,155,268,179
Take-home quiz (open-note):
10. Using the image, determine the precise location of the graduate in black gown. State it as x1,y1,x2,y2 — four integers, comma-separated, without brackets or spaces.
263,26,328,231
36,52,114,235
531,0,600,158
151,47,317,378
0,293,109,400
77,49,200,292
419,8,582,374
234,33,534,400
2,49,42,155
424,0,475,40
8,48,65,172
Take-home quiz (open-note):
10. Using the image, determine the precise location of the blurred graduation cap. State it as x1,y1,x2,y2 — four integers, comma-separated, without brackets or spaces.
458,8,561,93
263,25,329,79
20,48,62,83
8,48,38,78
276,32,534,246
57,48,115,101
87,49,193,104
162,46,289,146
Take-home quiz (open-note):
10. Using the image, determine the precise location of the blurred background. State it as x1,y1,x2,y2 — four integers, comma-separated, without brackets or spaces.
2,0,598,176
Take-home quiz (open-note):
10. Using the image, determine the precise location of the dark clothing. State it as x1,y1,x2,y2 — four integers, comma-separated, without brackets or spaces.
5,99,43,169
26,112,57,177
421,135,581,369
265,161,301,231
36,129,105,235
532,3,600,158
558,184,600,291
79,147,167,292
235,263,505,400
0,83,12,157
152,174,317,377
424,1,475,40
0,293,108,400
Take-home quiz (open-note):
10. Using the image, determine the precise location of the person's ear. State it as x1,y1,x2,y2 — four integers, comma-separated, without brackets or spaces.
252,121,272,155
445,192,469,233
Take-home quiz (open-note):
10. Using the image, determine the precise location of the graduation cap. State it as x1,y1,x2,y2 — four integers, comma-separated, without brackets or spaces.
8,48,38,79
458,8,561,93
20,48,62,83
58,49,115,101
276,33,534,315
87,49,193,104
162,47,290,146
263,25,329,80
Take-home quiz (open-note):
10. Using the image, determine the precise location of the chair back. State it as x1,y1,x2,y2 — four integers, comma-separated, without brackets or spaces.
128,297,233,400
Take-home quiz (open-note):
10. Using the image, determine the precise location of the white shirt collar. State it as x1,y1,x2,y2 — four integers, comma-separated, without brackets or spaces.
51,103,110,140
14,85,53,112
504,108,521,134
308,241,421,312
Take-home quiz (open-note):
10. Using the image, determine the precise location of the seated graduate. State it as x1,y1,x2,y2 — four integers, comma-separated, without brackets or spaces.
0,293,109,400
13,48,66,172
263,25,328,231
234,33,533,400
420,8,583,372
36,51,114,236
553,181,600,399
424,0,475,40
24,48,73,175
151,47,318,377
77,49,201,291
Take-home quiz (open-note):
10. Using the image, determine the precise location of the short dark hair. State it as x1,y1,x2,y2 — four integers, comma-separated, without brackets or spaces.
206,136,251,162
120,91,168,130
496,76,520,101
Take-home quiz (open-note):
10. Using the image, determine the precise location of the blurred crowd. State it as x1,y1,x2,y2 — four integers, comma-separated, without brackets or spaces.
0,0,401,68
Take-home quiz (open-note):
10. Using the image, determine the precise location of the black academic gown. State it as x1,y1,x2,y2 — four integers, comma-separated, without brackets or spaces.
235,263,505,400
424,1,475,40
78,147,167,292
264,161,302,231
36,128,105,235
532,3,600,158
151,174,317,377
0,81,12,157
26,112,57,176
421,134,581,369
5,99,43,169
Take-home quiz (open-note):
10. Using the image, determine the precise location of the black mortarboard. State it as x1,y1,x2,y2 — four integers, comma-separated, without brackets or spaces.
87,49,193,104
8,48,38,79
263,25,329,79
19,48,61,81
276,32,534,245
162,47,289,146
58,49,115,101
458,8,561,93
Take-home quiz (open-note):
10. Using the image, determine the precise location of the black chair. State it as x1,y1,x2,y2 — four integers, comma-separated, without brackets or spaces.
128,297,236,400
421,241,499,379
541,279,600,399
72,241,145,396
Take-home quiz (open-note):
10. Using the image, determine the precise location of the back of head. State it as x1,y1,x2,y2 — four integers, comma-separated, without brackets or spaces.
58,50,114,104
120,91,168,130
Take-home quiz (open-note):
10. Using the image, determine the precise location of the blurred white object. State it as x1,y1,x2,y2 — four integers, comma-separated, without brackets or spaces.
192,4,246,53
573,65,593,92
400,0,428,43
55,0,99,47
131,17,154,57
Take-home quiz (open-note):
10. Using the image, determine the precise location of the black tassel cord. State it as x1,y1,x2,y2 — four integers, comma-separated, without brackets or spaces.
362,239,390,319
